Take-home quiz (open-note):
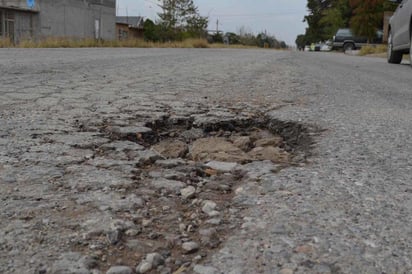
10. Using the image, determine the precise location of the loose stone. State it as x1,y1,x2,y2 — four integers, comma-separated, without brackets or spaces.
180,186,196,199
106,266,133,274
193,264,219,274
136,261,152,274
145,253,165,267
182,241,200,254
202,201,217,215
279,268,294,274
152,140,188,158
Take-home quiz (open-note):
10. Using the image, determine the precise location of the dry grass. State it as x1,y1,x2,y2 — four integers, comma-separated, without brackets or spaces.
0,37,268,49
359,44,387,56
0,38,13,48
0,37,216,49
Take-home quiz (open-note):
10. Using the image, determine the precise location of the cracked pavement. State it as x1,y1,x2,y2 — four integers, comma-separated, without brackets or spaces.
1,48,411,274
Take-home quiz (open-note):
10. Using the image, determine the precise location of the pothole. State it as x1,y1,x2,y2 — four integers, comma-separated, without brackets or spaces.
102,115,314,165
71,113,319,273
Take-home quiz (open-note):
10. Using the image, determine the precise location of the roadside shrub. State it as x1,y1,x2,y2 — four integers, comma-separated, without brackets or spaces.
0,38,12,48
189,38,209,48
2,37,259,49
359,44,387,56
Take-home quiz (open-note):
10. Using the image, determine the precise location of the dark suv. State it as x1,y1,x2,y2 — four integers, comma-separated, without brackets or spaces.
333,28,383,51
387,0,412,66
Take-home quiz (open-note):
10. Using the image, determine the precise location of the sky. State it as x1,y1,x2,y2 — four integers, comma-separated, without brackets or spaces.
116,0,308,45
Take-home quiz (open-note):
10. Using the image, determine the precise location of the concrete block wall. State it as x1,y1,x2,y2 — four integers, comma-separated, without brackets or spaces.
0,0,39,11
38,0,116,40
1,0,116,41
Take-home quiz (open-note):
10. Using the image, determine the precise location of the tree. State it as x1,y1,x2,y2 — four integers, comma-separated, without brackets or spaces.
295,34,308,49
304,0,334,42
157,0,208,40
349,0,396,42
299,0,397,46
349,0,384,42
319,0,351,38
143,19,161,42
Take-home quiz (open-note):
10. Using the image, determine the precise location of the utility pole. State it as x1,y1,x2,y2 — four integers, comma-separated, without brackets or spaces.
216,19,219,34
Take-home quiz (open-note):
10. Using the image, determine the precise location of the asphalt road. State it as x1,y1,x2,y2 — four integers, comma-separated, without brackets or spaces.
0,48,411,274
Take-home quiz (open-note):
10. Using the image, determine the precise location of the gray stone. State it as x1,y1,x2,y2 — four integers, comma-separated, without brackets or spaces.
145,253,165,267
205,218,222,225
205,161,238,172
136,261,152,274
129,150,163,166
182,241,200,254
279,269,294,274
180,186,196,199
193,265,219,274
106,230,120,245
106,266,133,274
111,126,152,136
202,200,218,216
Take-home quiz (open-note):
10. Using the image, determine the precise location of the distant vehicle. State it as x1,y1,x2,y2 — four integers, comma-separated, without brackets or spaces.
332,28,383,51
387,0,412,66
320,41,332,51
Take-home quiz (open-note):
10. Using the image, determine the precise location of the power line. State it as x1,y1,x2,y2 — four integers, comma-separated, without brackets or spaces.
212,11,303,18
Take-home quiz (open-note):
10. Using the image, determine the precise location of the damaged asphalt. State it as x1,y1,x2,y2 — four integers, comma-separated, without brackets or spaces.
0,48,411,274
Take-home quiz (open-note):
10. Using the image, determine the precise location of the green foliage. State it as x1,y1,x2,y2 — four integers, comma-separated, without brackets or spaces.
207,32,223,43
303,0,334,42
297,0,397,47
349,0,396,42
225,32,241,45
156,0,208,41
295,34,308,49
143,19,161,42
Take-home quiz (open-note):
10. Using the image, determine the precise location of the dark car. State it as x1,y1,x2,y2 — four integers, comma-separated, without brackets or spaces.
387,0,412,65
332,28,383,51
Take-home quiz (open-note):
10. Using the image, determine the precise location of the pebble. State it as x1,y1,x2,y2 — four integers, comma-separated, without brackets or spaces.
145,253,164,267
205,161,238,172
205,218,222,225
106,266,133,274
193,264,219,274
136,261,152,274
182,241,200,253
280,268,294,274
202,200,217,216
180,186,196,199
106,230,120,245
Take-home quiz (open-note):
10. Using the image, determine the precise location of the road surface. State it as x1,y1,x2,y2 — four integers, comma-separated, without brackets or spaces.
0,48,411,274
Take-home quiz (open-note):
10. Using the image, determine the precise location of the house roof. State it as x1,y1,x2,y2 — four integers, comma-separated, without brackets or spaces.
116,16,144,28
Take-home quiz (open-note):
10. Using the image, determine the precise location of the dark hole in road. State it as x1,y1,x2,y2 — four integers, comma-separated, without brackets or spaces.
103,115,316,163
73,115,319,272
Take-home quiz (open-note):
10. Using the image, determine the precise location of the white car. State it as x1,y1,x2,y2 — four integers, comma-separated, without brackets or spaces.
387,0,412,65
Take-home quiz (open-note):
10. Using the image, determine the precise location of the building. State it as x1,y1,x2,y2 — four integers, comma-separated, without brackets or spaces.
116,16,144,40
0,0,116,44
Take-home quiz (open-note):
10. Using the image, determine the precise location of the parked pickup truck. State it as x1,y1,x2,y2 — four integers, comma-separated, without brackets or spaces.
332,28,383,51
387,0,412,66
